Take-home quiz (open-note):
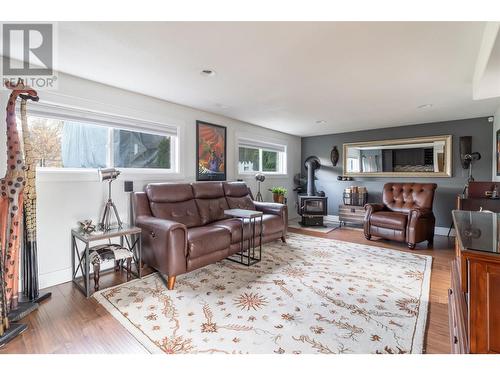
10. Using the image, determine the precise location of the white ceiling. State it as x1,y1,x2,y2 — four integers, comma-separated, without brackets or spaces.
26,22,500,136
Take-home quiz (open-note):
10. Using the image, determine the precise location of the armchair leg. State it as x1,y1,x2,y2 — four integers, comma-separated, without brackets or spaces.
281,236,286,243
167,276,176,290
407,243,416,250
427,237,434,249
364,234,371,240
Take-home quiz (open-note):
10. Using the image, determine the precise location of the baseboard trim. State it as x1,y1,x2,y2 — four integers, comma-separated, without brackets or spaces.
435,226,455,237
39,262,118,290
39,268,72,290
322,215,455,237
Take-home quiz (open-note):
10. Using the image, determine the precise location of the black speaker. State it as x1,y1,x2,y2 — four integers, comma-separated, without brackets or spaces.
124,180,134,192
459,136,472,169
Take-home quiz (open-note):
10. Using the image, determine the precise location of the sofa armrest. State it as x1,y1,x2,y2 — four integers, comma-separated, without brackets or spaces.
408,207,433,220
363,203,385,238
136,215,187,240
254,201,286,217
407,208,435,246
364,203,385,217
254,201,288,238
135,215,188,276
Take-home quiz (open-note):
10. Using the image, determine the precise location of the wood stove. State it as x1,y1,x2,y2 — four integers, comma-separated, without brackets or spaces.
297,156,328,226
298,195,328,226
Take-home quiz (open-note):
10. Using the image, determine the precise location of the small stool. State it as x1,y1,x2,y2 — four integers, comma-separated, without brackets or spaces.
89,244,134,291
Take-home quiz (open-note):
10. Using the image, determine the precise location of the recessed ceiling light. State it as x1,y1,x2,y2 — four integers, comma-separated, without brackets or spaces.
417,104,433,109
316,120,327,124
200,69,216,77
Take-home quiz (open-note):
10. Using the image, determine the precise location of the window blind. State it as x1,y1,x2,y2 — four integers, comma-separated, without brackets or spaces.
238,137,286,153
25,101,178,137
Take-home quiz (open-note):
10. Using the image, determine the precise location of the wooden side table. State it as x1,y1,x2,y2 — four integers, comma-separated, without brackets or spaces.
71,225,142,297
224,209,263,266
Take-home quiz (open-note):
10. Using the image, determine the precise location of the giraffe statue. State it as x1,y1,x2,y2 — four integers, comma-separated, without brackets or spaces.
20,96,50,303
0,242,7,336
0,79,38,314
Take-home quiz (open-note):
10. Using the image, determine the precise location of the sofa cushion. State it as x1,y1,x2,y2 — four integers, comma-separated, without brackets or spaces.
211,213,282,244
187,226,231,258
223,181,250,197
195,197,229,225
223,182,256,210
192,182,225,198
210,218,255,244
192,182,229,225
225,196,255,210
146,183,202,228
150,200,202,228
146,183,194,203
369,211,407,230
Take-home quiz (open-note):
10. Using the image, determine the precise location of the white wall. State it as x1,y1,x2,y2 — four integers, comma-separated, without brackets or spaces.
493,107,500,181
0,73,301,289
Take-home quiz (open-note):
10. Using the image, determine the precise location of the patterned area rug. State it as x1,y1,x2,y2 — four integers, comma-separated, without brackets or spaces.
94,233,432,354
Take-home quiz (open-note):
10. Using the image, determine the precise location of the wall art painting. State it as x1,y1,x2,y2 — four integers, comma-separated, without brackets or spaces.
196,121,227,181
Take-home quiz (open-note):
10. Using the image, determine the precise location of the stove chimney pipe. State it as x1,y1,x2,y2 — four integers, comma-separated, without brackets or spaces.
304,156,321,197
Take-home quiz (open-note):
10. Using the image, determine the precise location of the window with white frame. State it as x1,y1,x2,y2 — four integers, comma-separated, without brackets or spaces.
238,138,287,174
21,102,178,172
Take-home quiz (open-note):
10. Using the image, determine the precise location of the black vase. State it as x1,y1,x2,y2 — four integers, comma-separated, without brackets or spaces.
330,146,339,166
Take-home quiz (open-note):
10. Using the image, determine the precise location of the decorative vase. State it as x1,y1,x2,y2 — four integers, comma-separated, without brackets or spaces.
330,145,339,166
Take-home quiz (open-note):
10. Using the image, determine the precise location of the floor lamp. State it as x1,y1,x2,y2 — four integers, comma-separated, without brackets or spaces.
462,152,481,195
448,152,482,237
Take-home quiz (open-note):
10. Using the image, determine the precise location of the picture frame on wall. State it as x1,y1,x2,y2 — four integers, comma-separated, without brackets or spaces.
196,120,227,181
497,130,500,176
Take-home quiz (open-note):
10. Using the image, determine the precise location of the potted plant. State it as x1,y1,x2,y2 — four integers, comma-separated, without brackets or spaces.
270,186,287,204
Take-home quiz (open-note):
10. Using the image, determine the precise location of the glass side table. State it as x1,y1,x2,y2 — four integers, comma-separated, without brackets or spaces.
71,224,142,297
224,209,263,266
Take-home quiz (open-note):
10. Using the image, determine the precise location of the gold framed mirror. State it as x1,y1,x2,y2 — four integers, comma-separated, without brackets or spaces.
343,135,452,177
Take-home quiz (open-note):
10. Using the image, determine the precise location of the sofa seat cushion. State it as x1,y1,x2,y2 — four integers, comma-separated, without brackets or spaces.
187,226,231,258
370,211,407,230
210,218,255,244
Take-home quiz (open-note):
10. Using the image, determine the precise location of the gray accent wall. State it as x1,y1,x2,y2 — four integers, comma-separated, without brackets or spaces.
301,117,493,228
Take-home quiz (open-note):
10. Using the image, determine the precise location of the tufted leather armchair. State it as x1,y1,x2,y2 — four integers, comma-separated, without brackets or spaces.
364,183,437,249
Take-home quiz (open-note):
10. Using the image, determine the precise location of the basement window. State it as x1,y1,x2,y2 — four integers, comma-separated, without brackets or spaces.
20,102,178,178
238,138,287,175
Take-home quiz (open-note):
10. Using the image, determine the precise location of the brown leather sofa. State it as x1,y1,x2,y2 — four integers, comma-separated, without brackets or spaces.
133,181,287,289
364,182,437,249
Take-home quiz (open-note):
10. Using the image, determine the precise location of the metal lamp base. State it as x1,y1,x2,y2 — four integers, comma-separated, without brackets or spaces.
99,199,123,231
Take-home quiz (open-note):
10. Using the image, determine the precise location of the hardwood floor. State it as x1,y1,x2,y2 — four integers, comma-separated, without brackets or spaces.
0,227,454,354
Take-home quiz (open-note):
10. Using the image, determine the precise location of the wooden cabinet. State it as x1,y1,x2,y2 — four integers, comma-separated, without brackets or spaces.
468,258,500,353
338,205,365,226
449,210,500,354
